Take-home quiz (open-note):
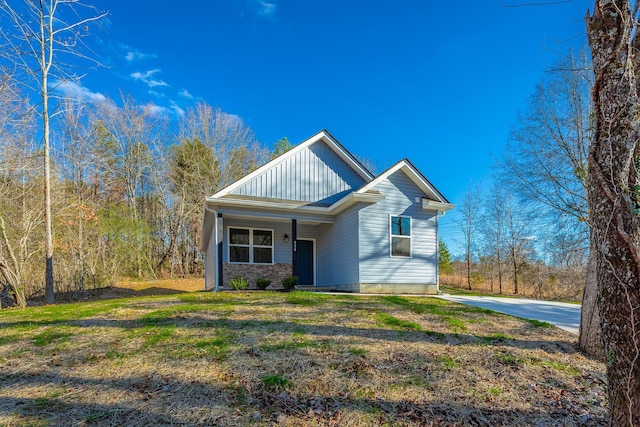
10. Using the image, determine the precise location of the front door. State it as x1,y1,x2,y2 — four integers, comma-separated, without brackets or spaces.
295,240,314,286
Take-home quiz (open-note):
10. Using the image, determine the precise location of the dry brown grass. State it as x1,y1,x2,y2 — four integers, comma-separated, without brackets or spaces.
0,291,606,426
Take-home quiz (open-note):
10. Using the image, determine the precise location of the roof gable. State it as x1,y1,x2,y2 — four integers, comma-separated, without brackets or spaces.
210,130,374,204
357,159,453,210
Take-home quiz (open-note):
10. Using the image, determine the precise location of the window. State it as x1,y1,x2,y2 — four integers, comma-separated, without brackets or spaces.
229,228,273,264
390,215,411,257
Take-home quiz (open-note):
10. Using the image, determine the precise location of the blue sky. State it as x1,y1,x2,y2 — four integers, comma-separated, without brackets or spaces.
76,0,590,253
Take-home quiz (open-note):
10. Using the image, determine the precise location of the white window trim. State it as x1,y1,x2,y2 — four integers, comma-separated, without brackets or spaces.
389,215,412,258
227,227,274,265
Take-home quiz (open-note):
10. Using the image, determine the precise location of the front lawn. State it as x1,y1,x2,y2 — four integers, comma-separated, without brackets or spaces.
0,291,606,426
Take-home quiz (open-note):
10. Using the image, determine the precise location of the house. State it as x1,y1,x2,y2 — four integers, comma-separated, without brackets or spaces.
200,130,454,294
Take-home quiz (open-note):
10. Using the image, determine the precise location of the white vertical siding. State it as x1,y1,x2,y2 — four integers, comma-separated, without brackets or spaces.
359,172,438,284
232,142,366,203
317,205,360,286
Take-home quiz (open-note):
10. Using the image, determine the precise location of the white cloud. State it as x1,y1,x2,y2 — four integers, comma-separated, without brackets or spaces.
170,102,185,117
120,44,157,62
222,112,243,127
178,89,194,99
130,69,169,88
149,90,166,98
146,103,169,117
53,80,107,103
250,0,277,18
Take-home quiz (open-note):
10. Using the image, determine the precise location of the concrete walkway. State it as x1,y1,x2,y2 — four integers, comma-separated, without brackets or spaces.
436,295,581,335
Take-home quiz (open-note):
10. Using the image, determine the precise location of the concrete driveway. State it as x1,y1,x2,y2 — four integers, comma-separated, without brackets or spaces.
436,295,581,335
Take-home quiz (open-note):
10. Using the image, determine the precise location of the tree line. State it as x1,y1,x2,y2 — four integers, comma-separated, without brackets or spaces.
0,85,282,306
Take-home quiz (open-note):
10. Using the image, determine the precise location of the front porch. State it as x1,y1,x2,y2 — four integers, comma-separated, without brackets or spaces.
206,207,330,291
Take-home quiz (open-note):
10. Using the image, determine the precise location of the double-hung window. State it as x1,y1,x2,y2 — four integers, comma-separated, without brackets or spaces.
390,215,411,257
229,228,273,264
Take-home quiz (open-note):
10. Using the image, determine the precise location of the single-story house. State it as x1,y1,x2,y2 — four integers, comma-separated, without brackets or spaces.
200,130,454,294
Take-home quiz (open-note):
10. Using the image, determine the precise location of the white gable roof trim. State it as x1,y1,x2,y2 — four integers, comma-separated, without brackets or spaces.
209,130,374,200
356,159,453,211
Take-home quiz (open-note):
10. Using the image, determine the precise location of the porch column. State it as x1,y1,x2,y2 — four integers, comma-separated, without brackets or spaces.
217,213,223,291
291,219,297,277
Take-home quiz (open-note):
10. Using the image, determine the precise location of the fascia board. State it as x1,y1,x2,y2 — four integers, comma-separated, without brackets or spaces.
326,192,384,214
421,199,455,212
358,160,449,204
205,191,382,218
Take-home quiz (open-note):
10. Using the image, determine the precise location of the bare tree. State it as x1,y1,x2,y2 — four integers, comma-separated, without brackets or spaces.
455,185,483,290
170,103,267,274
0,72,39,307
503,195,535,295
90,93,166,278
501,50,602,356
0,0,107,304
587,0,640,424
481,181,508,294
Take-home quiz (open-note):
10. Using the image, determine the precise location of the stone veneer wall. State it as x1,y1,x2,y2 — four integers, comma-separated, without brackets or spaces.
223,263,292,290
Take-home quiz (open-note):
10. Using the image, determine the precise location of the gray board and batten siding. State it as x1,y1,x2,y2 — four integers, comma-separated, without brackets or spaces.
230,142,367,204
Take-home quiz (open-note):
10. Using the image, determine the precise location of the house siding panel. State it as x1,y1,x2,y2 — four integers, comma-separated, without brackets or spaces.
232,142,366,203
359,172,438,284
317,204,360,287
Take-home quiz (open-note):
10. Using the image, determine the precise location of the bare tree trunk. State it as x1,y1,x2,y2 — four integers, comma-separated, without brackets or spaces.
466,251,472,290
587,1,640,424
39,1,55,305
579,248,604,359
0,214,26,308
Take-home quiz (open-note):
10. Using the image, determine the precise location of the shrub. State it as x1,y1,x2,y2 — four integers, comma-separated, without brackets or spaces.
281,275,298,291
255,277,271,290
229,276,248,290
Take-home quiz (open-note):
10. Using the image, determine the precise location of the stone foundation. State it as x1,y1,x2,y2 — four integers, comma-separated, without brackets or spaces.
223,263,292,290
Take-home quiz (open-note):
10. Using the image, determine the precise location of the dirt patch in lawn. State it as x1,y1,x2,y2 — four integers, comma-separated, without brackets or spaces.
0,292,606,426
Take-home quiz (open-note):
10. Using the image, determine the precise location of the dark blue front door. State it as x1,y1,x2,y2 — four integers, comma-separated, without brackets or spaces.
295,240,314,286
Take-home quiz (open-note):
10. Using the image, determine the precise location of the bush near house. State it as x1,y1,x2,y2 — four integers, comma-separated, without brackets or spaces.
255,277,271,290
281,275,298,291
229,276,249,290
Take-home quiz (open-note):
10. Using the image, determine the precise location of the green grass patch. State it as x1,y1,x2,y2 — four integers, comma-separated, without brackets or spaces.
32,328,73,347
348,347,366,357
478,332,515,343
284,291,326,306
141,325,176,347
395,374,430,388
528,358,581,375
526,319,553,328
194,334,231,359
383,296,473,332
0,299,124,327
261,374,291,390
488,386,503,396
375,312,422,331
495,350,523,366
383,295,450,315
0,333,21,346
438,355,458,369
443,317,467,332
